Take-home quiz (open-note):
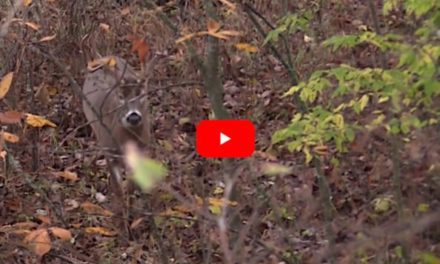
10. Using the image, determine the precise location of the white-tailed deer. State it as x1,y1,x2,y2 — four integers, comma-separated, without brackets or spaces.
82,55,154,237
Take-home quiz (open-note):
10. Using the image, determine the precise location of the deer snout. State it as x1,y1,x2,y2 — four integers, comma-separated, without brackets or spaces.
123,110,143,127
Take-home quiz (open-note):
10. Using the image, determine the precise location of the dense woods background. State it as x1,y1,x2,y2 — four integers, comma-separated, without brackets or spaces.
0,0,439,263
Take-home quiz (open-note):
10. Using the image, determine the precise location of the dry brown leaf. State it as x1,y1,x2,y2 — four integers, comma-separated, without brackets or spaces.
120,7,130,16
0,131,19,143
129,35,150,64
218,0,236,11
130,217,144,229
39,34,56,42
23,0,32,6
35,215,51,225
313,145,329,156
0,72,14,99
49,227,72,241
1,221,38,232
35,85,51,104
207,18,221,33
99,23,110,32
53,170,78,182
84,227,117,237
0,151,6,160
25,113,57,128
173,204,195,214
24,22,40,31
80,201,113,217
24,228,51,257
11,229,31,237
0,111,23,124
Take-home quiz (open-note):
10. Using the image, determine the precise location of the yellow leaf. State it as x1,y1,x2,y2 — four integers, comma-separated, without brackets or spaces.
23,0,32,6
0,72,14,99
80,201,113,217
39,34,56,42
304,146,313,164
25,113,57,128
208,197,238,208
84,227,117,237
87,56,117,72
0,131,19,143
207,18,221,33
53,170,78,182
213,186,224,195
24,22,40,31
49,227,72,241
24,228,51,257
235,43,258,53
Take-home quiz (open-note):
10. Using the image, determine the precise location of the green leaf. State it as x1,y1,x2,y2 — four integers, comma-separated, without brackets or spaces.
419,252,440,264
323,35,359,51
125,143,168,191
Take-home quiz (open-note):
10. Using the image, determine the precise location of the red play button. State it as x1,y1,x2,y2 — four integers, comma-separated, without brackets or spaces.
196,120,255,158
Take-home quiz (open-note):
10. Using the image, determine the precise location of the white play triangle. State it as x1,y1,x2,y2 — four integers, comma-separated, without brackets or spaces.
220,132,231,145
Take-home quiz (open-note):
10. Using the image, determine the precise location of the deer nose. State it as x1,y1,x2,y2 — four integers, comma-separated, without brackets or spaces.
126,112,142,126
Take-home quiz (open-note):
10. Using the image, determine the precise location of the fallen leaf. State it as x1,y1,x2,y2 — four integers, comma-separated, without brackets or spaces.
87,57,116,72
0,111,23,124
23,0,32,6
129,35,150,64
25,113,57,128
35,85,51,104
0,131,19,143
13,221,39,230
207,19,221,33
53,170,78,182
24,228,51,257
49,227,72,241
130,217,144,229
218,0,236,11
35,215,51,225
99,23,110,32
84,227,117,237
0,72,14,99
235,43,258,53
80,201,113,217
24,22,40,31
120,7,130,16
39,34,56,42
